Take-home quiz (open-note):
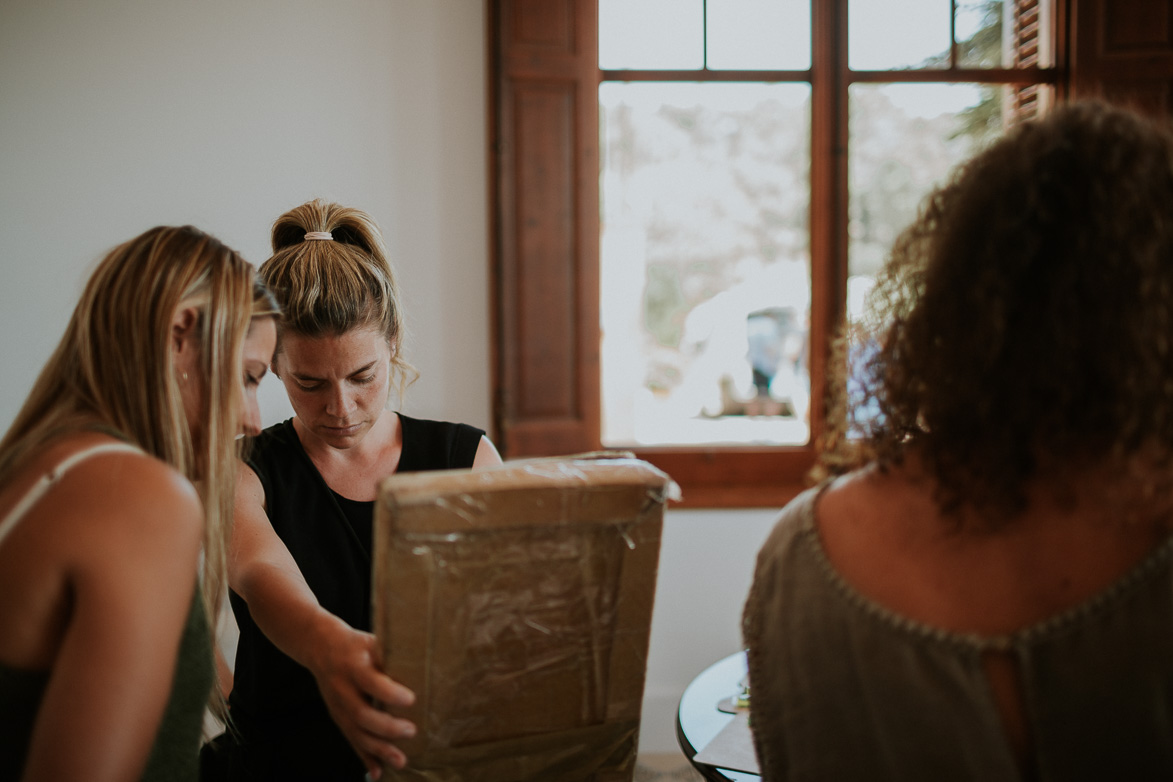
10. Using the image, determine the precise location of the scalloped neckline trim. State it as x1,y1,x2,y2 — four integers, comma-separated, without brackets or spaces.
798,481,1173,652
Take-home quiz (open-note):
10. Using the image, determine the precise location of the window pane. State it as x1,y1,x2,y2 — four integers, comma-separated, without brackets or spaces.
599,83,812,447
599,0,704,70
707,0,811,70
849,0,951,70
956,0,1006,68
848,83,1005,301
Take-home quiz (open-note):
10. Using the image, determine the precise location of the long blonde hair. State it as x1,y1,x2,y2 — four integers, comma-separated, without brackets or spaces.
261,199,417,400
0,225,271,690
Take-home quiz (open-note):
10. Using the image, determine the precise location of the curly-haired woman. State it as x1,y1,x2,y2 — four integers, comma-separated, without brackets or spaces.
744,101,1173,780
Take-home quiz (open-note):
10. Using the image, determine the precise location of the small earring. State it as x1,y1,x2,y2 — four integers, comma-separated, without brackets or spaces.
181,371,189,383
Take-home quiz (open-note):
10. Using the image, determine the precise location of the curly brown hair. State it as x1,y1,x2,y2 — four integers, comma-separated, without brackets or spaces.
821,100,1173,524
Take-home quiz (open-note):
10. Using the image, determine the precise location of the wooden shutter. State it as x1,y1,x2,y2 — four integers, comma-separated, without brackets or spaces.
489,0,601,457
1070,0,1173,114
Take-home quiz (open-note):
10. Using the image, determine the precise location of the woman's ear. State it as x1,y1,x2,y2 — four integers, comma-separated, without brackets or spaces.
171,306,202,378
171,307,199,347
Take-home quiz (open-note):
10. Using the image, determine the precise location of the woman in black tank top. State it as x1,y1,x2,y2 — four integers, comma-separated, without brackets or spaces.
202,201,501,782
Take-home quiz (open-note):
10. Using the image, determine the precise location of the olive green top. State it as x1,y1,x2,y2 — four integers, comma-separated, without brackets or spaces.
0,592,213,781
743,483,1173,781
0,443,214,780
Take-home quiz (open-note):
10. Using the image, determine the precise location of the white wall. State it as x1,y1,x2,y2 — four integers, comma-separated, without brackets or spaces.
0,0,781,756
0,0,491,430
641,507,779,752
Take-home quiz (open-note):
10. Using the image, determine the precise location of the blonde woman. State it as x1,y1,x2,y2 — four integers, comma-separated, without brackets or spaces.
0,226,278,782
203,200,501,781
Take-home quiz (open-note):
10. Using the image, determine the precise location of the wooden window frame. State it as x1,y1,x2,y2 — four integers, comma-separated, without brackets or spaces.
489,0,1173,508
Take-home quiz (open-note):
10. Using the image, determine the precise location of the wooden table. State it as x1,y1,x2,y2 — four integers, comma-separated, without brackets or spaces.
675,651,761,781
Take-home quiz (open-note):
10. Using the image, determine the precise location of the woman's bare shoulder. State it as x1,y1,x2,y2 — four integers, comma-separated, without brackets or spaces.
813,465,943,590
0,433,202,669
818,464,936,533
22,434,203,557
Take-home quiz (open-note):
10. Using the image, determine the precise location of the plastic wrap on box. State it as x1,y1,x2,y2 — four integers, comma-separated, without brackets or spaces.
372,455,678,781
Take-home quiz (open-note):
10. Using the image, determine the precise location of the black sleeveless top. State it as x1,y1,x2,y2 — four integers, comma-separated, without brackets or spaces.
209,414,483,781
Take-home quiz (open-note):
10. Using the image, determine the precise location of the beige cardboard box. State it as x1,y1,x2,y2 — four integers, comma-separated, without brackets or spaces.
372,456,677,781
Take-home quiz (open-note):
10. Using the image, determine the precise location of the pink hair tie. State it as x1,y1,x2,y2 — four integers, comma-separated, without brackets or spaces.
304,231,333,241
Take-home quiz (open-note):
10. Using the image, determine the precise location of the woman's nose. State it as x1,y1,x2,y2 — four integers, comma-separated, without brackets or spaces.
325,385,354,417
240,395,263,437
